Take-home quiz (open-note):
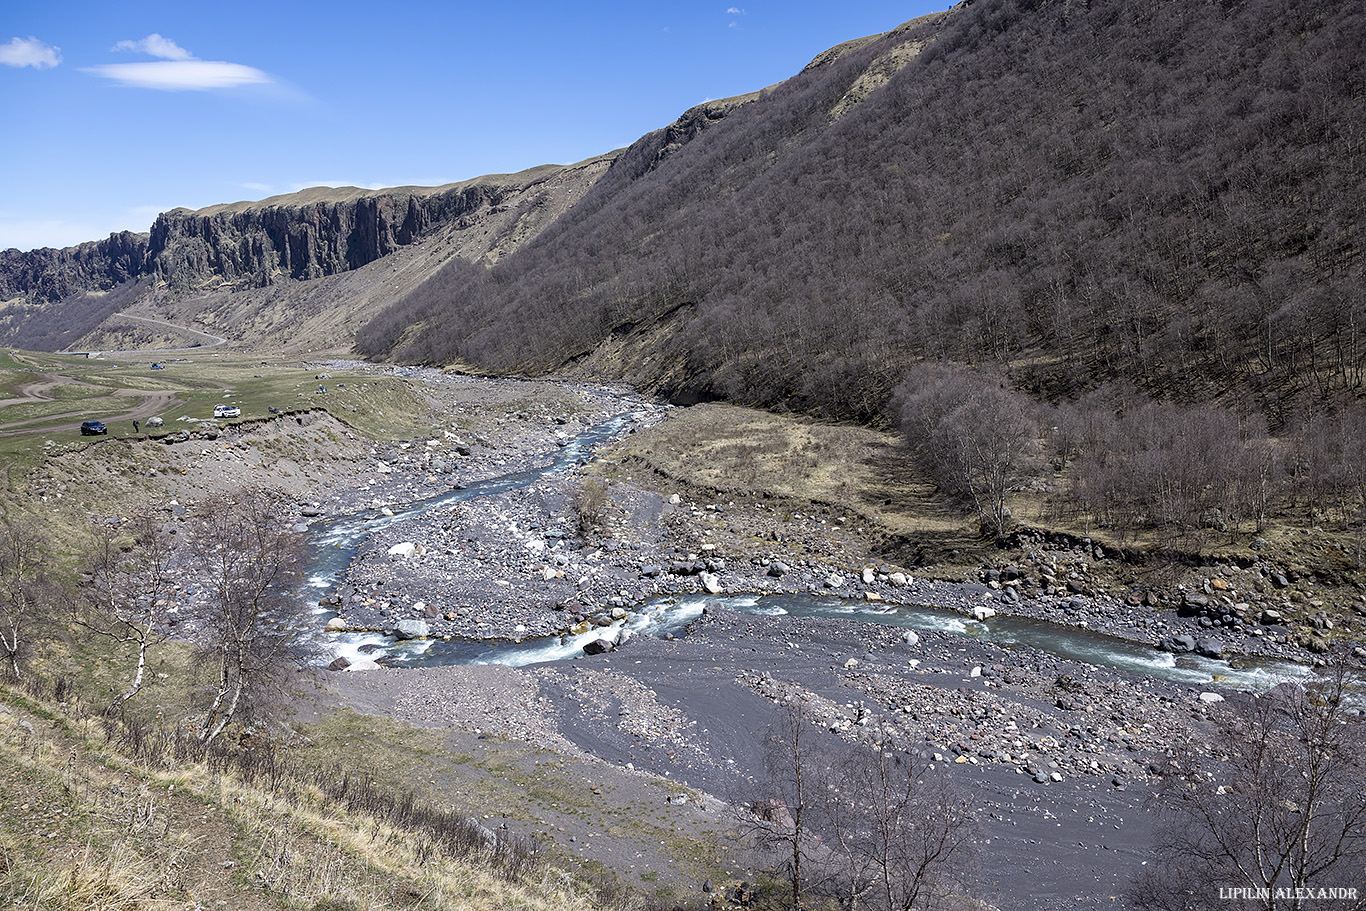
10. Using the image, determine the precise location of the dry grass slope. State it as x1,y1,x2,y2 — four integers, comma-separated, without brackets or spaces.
0,679,607,911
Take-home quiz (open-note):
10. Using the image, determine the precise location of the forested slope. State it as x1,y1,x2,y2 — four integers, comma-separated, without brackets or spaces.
359,0,1365,425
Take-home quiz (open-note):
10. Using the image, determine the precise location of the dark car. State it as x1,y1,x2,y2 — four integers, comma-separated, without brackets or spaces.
79,420,107,435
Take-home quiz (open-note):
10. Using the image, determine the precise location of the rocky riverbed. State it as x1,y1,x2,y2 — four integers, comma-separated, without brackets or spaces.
42,364,1359,910
267,370,1356,909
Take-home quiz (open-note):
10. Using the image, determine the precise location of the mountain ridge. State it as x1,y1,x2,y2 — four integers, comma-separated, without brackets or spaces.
358,0,1364,423
0,10,939,354
0,153,621,352
1,0,1361,430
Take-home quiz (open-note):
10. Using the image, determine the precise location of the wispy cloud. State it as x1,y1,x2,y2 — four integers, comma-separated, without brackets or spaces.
727,7,746,28
0,36,62,69
112,33,193,61
83,34,273,91
86,60,271,90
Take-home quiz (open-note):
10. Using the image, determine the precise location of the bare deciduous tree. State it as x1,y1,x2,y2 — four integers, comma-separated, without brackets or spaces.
0,519,59,682
1133,659,1366,911
824,737,976,911
74,515,174,711
746,705,978,911
748,705,829,911
895,363,1038,537
187,489,311,744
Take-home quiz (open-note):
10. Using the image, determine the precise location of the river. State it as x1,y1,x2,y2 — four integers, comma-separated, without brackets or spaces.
305,411,1312,693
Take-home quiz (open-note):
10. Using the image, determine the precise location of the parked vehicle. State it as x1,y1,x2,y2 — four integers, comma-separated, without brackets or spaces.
213,405,241,418
80,420,107,435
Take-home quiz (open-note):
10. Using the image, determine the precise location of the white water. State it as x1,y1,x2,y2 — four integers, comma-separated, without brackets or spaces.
299,409,1317,693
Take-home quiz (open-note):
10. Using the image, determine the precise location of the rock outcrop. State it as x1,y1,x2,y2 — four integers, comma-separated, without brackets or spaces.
0,156,617,349
147,182,509,289
0,232,150,302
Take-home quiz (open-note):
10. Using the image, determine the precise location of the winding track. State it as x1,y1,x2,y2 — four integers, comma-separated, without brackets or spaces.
0,315,228,435
69,313,228,356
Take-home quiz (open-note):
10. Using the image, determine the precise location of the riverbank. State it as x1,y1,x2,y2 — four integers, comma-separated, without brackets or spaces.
36,364,1357,909
278,370,1354,909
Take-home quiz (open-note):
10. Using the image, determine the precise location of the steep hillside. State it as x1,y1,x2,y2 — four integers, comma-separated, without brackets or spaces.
359,0,1365,423
0,154,616,353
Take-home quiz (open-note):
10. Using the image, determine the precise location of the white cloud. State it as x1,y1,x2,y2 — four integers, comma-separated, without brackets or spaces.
0,36,61,69
87,35,276,91
83,60,272,91
113,34,193,61
727,7,746,14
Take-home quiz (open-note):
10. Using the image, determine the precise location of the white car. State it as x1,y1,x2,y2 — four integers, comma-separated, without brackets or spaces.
213,404,241,418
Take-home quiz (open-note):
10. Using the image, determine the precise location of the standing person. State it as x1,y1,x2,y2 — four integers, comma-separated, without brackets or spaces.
133,420,139,433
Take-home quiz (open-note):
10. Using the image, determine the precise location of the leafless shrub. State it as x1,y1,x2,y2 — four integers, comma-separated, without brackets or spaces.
573,477,611,542
894,363,1039,537
1132,657,1366,911
0,519,63,682
185,488,313,744
73,515,174,711
822,737,975,911
744,705,977,911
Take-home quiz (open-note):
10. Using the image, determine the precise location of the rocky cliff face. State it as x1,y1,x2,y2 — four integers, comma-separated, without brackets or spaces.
39,154,617,355
0,232,149,303
0,158,614,321
145,181,517,291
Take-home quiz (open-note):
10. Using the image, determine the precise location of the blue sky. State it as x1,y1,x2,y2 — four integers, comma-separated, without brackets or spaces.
2,2,950,252
0,2,948,252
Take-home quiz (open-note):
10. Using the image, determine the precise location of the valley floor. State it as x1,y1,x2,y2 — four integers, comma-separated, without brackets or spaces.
23,362,1360,910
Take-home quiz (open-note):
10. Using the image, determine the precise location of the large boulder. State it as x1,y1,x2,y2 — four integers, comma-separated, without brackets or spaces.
346,657,382,671
1180,592,1211,616
1194,637,1224,658
394,619,429,640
